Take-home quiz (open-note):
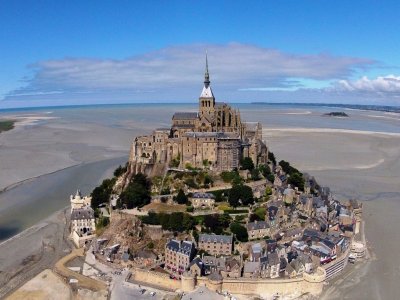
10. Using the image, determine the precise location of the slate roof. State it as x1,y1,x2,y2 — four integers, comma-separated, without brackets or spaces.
188,257,204,270
251,243,263,254
192,192,216,199
199,234,232,244
285,227,303,237
172,124,196,129
71,207,95,220
166,239,195,257
200,86,214,98
203,256,225,268
224,257,240,270
247,221,269,231
172,112,199,120
267,206,278,221
243,261,260,274
285,263,295,274
166,239,180,251
313,196,325,208
303,228,321,239
268,252,280,266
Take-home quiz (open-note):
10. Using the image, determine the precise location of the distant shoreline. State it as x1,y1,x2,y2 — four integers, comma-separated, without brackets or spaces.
251,102,400,113
1,102,399,113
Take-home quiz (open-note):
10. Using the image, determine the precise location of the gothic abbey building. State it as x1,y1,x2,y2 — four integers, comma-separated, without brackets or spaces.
128,57,268,175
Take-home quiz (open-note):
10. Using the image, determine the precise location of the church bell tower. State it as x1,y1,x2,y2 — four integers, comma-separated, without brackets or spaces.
199,52,215,119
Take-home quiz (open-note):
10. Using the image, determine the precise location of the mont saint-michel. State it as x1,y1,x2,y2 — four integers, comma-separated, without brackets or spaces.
127,56,268,177
1,60,366,300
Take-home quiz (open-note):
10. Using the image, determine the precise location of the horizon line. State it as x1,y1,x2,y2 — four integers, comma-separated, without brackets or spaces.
1,101,400,113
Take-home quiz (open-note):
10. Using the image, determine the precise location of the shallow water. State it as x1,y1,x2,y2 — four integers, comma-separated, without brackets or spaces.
0,156,126,242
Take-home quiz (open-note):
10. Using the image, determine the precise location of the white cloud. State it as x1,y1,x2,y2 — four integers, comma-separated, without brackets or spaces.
333,75,400,95
4,43,373,101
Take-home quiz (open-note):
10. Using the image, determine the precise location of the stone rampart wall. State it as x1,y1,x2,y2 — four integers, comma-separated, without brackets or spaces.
133,266,325,297
132,268,180,291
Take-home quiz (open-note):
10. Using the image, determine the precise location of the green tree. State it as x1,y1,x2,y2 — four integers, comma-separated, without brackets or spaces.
279,160,291,174
228,186,241,208
251,168,260,181
265,186,273,196
168,212,184,231
268,151,276,165
182,213,195,231
114,164,127,177
254,207,266,220
230,222,248,242
266,173,275,183
174,189,188,204
240,157,255,171
228,184,254,207
288,172,305,191
258,164,271,177
218,214,232,228
119,173,151,209
239,185,255,206
91,178,116,208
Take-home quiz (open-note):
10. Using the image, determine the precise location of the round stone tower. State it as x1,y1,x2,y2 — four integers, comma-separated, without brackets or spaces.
181,271,195,292
207,272,223,293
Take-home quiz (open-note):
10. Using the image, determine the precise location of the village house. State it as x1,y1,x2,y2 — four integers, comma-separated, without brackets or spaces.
247,220,270,240
249,243,263,262
165,239,196,276
70,190,96,248
188,256,204,276
268,252,281,278
198,233,233,255
243,261,260,278
202,255,226,275
220,256,241,278
189,192,216,210
71,208,96,236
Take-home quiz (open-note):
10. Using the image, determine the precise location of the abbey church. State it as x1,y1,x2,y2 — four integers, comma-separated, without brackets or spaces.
129,56,268,174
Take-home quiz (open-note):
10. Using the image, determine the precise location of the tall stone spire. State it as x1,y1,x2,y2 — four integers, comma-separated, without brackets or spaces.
204,51,210,88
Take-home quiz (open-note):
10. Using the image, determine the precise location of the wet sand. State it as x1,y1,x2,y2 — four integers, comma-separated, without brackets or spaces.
0,104,399,299
264,127,400,300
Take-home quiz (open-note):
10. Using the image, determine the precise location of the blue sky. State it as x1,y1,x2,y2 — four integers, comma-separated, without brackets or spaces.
1,0,400,108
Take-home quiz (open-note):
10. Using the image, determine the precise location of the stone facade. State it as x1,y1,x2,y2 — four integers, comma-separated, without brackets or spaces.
198,234,233,256
247,221,270,240
128,56,268,176
165,239,196,276
70,190,96,248
132,266,326,297
189,192,216,209
71,208,96,236
70,189,92,211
